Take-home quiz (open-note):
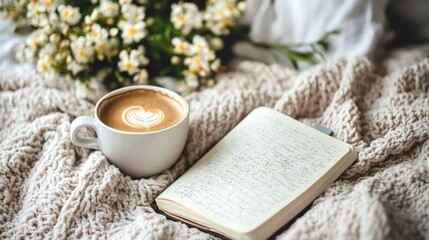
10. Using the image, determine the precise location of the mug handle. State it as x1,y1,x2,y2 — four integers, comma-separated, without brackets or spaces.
70,116,100,150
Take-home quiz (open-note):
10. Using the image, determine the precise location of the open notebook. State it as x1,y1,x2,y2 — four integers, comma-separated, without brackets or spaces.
156,107,358,240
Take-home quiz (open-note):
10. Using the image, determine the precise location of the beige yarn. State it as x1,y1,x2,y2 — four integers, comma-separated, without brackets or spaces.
1,50,428,239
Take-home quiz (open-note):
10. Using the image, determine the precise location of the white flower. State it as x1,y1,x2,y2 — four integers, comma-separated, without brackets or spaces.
119,0,132,5
58,5,81,25
171,2,202,34
135,46,149,65
118,49,148,75
39,43,57,56
84,8,100,25
37,55,53,73
26,30,48,49
204,0,242,35
94,40,110,55
27,3,48,26
190,35,209,55
100,0,119,18
88,24,109,44
184,54,209,73
121,4,145,22
172,37,190,55
71,36,94,63
68,61,84,75
42,0,61,15
16,45,36,62
119,21,146,44
210,59,221,72
48,11,61,28
133,69,148,84
43,0,56,8
49,33,60,44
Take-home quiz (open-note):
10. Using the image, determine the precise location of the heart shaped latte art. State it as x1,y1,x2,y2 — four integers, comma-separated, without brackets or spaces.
121,106,165,129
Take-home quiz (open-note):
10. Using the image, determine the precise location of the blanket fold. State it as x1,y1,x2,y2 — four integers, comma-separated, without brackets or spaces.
1,50,428,239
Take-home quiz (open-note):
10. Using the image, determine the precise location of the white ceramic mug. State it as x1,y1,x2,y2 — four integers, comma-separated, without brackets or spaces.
70,85,189,178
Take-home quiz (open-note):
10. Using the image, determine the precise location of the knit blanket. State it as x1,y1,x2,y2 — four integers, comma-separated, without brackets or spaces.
1,50,428,239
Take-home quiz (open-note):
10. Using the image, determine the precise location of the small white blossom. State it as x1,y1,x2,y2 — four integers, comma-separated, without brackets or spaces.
170,2,202,34
204,0,242,35
119,0,132,5
43,0,56,9
71,36,94,63
27,3,48,26
190,35,209,55
94,41,109,55
58,5,81,25
135,46,149,65
121,4,145,22
210,59,221,72
91,8,100,19
184,54,209,74
133,69,148,84
172,37,190,55
119,21,146,44
16,45,36,62
26,30,48,49
84,16,94,25
48,11,62,29
37,55,54,73
84,8,100,25
118,48,148,75
68,61,85,75
39,43,57,56
88,24,108,43
49,33,60,44
88,23,110,56
100,0,119,18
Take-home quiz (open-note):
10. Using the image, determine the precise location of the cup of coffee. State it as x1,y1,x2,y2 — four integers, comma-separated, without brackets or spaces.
70,85,189,178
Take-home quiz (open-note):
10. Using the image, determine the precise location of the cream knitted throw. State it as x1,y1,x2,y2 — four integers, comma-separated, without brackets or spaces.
1,50,428,239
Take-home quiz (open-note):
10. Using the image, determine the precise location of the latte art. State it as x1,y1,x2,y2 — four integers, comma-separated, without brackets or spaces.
122,106,165,129
98,89,185,132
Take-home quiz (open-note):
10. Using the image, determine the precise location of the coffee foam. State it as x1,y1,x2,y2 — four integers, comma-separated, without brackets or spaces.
122,106,165,129
98,89,185,132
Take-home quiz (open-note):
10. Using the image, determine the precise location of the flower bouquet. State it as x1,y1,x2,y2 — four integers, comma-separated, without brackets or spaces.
1,0,338,93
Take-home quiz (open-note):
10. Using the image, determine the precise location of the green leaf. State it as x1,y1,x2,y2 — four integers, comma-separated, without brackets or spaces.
284,49,315,63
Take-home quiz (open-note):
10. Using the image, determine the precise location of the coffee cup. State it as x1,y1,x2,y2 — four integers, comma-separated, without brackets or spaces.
70,85,189,178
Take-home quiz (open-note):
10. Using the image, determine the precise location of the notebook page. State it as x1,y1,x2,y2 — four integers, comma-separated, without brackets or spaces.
158,107,351,233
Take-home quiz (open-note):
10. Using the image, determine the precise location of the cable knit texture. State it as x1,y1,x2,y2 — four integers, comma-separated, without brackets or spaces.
1,50,428,239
